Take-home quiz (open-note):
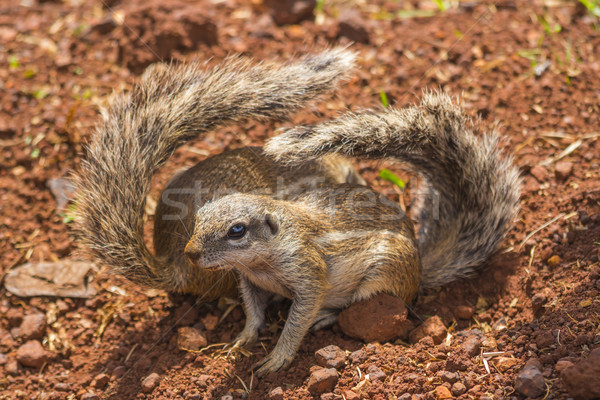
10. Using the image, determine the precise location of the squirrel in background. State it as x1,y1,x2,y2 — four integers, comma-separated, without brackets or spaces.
74,48,520,376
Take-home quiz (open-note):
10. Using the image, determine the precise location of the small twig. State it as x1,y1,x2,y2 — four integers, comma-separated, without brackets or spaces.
518,213,565,251
541,139,582,166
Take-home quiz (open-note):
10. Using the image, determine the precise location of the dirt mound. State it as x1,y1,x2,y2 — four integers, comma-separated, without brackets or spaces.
0,0,599,399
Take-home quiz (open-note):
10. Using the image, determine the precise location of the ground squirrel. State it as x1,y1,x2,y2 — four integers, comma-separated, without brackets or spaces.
75,50,520,376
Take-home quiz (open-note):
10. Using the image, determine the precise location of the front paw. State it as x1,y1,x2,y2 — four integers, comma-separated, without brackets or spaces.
252,350,295,376
229,329,258,350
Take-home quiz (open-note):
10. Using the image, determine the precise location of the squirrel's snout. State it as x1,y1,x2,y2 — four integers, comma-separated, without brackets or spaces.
184,241,202,264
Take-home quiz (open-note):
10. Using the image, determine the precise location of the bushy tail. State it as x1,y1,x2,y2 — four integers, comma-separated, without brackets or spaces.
264,92,521,288
74,48,356,288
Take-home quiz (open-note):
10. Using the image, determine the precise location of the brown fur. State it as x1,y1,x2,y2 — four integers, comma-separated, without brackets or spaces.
264,92,521,287
74,48,359,299
185,186,420,375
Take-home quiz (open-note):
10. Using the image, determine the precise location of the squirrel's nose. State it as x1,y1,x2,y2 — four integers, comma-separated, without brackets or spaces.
184,241,202,263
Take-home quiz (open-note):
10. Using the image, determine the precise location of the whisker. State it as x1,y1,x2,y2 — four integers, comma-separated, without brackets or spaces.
177,214,191,238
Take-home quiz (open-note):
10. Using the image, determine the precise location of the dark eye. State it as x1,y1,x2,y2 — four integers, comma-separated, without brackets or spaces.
227,224,247,239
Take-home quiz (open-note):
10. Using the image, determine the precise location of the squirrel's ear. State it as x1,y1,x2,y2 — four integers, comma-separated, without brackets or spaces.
265,214,279,236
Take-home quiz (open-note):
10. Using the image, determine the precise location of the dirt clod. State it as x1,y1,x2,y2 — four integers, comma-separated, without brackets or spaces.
16,340,48,368
515,364,545,398
560,348,600,400
337,10,370,43
495,356,519,372
264,0,315,25
409,316,446,344
530,165,548,182
349,349,367,364
366,365,385,381
141,372,160,393
435,385,453,399
343,389,360,400
338,293,412,342
453,305,474,320
315,345,346,369
17,312,46,340
451,381,467,396
307,368,338,394
177,326,208,351
269,386,284,400
555,161,574,181
92,373,110,388
81,394,100,400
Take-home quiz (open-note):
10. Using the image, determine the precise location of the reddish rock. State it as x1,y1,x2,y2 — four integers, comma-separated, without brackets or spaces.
54,382,69,392
409,316,447,344
535,330,555,348
141,372,160,393
269,386,284,400
16,340,48,368
460,335,482,357
555,359,574,373
92,373,110,388
349,349,367,364
555,161,573,181
515,364,545,398
315,345,346,369
264,0,315,25
435,385,452,399
451,381,467,396
437,371,459,383
453,305,474,320
560,348,600,400
307,368,338,394
18,312,47,340
529,165,548,182
338,293,412,342
177,326,207,351
495,356,519,372
5,358,19,375
343,390,360,400
366,365,386,381
337,9,369,43
6,308,23,327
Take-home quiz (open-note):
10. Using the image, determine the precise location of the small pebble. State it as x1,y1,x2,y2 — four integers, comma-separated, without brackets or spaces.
16,340,48,368
437,371,459,383
409,316,447,344
529,165,547,182
555,161,573,181
460,336,481,357
451,381,467,396
349,349,367,364
343,390,360,400
453,305,474,320
141,372,160,393
54,382,69,392
315,345,346,369
307,368,338,394
269,386,284,400
435,385,452,399
177,326,208,351
366,365,386,381
17,312,47,340
555,359,574,373
495,356,519,372
515,364,545,398
81,393,100,400
92,373,110,388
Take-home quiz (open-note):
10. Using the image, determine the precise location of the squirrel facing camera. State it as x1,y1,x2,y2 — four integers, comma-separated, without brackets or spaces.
74,49,520,376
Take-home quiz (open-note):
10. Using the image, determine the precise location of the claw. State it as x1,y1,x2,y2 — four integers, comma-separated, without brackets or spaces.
252,352,294,376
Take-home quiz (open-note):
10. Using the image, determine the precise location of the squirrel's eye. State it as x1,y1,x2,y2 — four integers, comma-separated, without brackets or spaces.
227,224,247,239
